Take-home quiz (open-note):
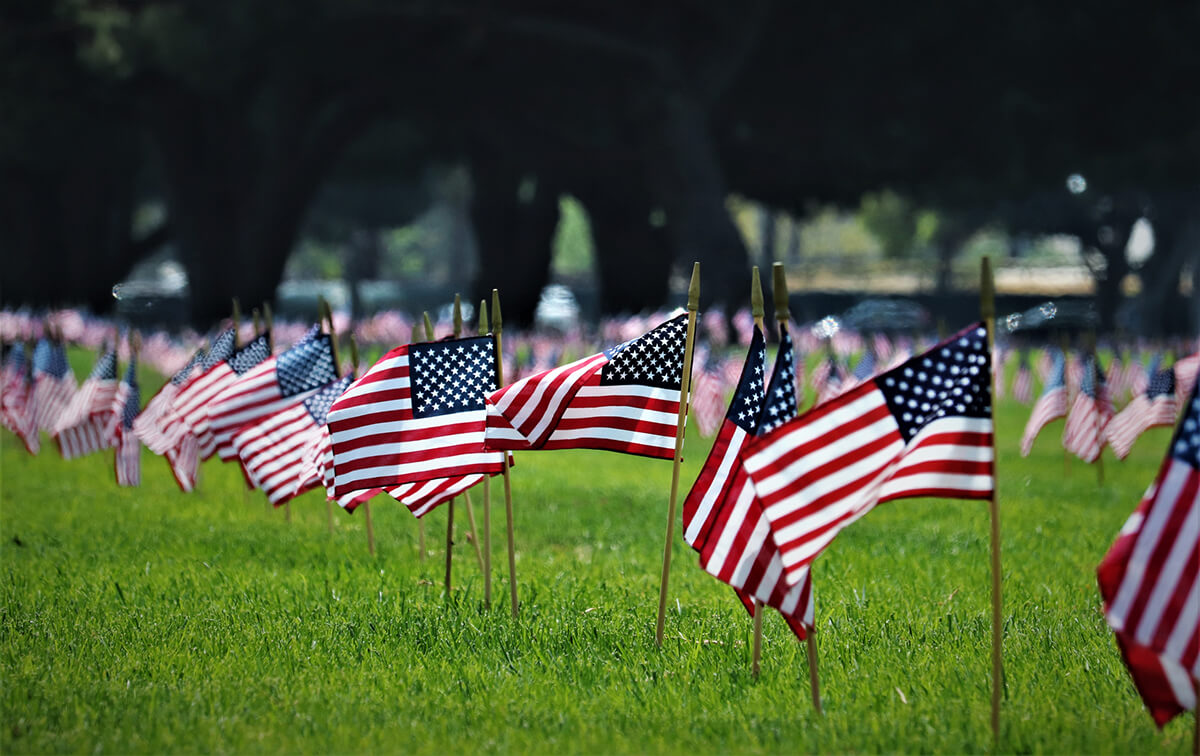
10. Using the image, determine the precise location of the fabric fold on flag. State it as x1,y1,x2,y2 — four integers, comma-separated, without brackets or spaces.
744,323,994,588
1097,385,1200,727
31,338,77,433
682,324,815,639
328,334,505,496
484,314,688,459
1106,366,1178,460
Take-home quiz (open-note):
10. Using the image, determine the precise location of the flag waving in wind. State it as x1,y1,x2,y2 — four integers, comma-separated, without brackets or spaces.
1097,385,1200,727
1106,366,1178,461
484,314,688,459
743,323,994,588
1063,355,1112,464
1020,348,1067,457
53,347,117,460
683,324,814,640
328,334,505,497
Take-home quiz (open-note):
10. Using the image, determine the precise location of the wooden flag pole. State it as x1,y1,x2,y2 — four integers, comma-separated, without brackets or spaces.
493,288,520,618
479,300,493,608
410,321,427,561
449,295,486,576
422,310,455,593
655,262,700,648
981,257,1003,746
232,299,242,349
775,262,823,714
750,266,766,679
322,301,340,536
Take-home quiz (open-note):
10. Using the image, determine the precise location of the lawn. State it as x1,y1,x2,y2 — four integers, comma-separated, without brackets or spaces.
0,372,1192,753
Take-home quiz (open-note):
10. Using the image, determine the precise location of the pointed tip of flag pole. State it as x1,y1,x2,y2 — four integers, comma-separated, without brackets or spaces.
687,262,701,313
252,307,262,336
491,289,503,334
453,294,463,338
478,299,489,335
410,321,422,345
751,265,765,323
773,262,791,324
980,256,995,323
422,311,435,342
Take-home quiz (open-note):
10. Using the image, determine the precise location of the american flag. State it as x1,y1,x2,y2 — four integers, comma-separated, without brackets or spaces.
302,427,380,513
112,357,141,487
743,323,994,588
1011,353,1034,405
207,329,337,461
328,334,505,496
1097,386,1199,727
1175,351,1199,400
142,329,236,454
53,348,118,460
682,325,814,641
484,314,687,459
166,435,200,492
1063,355,1112,464
1019,348,1067,457
133,349,203,454
172,334,272,460
1106,367,1178,461
233,374,350,505
0,343,38,454
850,348,877,386
31,338,76,433
1105,352,1129,406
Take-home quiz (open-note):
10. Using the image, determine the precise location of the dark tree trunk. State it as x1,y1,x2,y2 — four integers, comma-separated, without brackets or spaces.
575,183,673,315
641,91,749,311
1137,205,1199,338
469,163,559,326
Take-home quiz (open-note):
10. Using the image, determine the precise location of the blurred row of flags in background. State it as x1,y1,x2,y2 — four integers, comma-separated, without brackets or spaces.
0,304,1197,728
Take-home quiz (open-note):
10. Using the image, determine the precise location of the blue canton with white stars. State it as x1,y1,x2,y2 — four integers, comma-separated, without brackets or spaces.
1045,349,1065,391
877,324,992,443
758,325,798,436
120,358,140,429
229,336,272,375
1079,355,1105,399
89,350,117,381
1147,367,1176,399
201,329,237,372
409,336,497,419
33,339,69,378
304,375,352,425
1173,389,1200,468
602,315,688,389
726,327,766,433
277,332,336,397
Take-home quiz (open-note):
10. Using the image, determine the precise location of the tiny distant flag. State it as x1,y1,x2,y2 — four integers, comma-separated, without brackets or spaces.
813,354,843,406
0,344,38,454
683,325,814,640
113,356,141,486
53,347,119,460
1020,348,1067,457
1106,366,1178,461
690,363,727,438
1011,352,1034,405
133,349,203,455
1063,355,1112,464
743,323,994,587
328,334,505,496
234,374,350,505
484,314,688,459
208,328,337,461
31,338,76,433
1097,386,1199,727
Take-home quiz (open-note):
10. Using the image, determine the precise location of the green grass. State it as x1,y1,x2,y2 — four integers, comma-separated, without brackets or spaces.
1,382,1193,753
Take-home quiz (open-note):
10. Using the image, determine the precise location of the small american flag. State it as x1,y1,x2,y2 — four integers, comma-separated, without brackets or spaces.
328,334,505,496
690,365,727,438
1097,386,1199,727
812,354,845,406
133,349,202,454
112,357,141,487
682,325,814,641
484,314,687,459
208,328,337,461
1011,353,1034,404
31,338,76,433
1106,367,1178,461
234,374,350,505
743,323,994,588
1,344,39,454
53,348,118,460
1175,351,1199,400
174,335,272,460
1063,355,1112,464
1019,348,1067,457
